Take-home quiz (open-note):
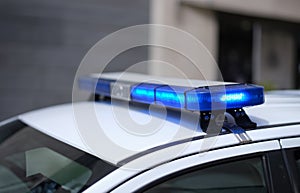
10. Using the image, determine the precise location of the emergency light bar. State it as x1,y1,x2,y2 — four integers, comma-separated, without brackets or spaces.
79,75,265,112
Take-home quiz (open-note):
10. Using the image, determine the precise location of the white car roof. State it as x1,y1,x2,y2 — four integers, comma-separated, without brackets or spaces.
18,95,300,166
17,72,300,166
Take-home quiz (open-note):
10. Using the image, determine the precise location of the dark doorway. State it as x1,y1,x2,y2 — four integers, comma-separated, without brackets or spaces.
217,13,253,83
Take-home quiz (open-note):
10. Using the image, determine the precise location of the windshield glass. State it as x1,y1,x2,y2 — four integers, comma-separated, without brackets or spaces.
0,120,116,193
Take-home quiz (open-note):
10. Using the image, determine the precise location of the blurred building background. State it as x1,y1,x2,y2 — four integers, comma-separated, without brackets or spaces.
150,0,300,90
1,0,300,121
0,0,149,120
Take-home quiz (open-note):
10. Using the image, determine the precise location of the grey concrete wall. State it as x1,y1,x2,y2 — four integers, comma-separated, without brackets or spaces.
149,0,219,80
0,0,149,121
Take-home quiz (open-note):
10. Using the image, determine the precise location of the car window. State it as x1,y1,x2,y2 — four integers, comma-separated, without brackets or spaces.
0,120,117,193
144,157,267,193
294,149,300,171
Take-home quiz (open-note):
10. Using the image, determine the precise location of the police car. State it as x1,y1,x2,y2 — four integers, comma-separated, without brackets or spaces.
0,72,300,193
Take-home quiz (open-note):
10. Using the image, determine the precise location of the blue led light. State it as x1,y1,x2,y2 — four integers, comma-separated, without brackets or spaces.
131,83,160,104
220,93,246,102
155,86,191,108
186,84,264,111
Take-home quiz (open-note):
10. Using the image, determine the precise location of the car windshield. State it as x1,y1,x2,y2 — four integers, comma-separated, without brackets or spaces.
0,120,116,193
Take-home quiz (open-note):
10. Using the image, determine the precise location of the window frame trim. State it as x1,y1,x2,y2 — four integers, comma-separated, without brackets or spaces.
280,136,300,193
111,140,280,193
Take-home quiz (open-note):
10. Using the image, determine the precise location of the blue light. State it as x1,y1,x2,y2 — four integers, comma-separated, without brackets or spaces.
131,83,160,104
220,93,246,102
186,84,264,111
155,86,191,108
95,79,115,96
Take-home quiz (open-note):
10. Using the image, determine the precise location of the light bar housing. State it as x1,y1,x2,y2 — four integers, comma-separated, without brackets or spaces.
79,76,265,111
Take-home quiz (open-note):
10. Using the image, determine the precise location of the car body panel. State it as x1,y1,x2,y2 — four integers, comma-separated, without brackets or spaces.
7,77,299,192
281,137,300,149
16,100,300,192
87,140,280,193
18,96,300,166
